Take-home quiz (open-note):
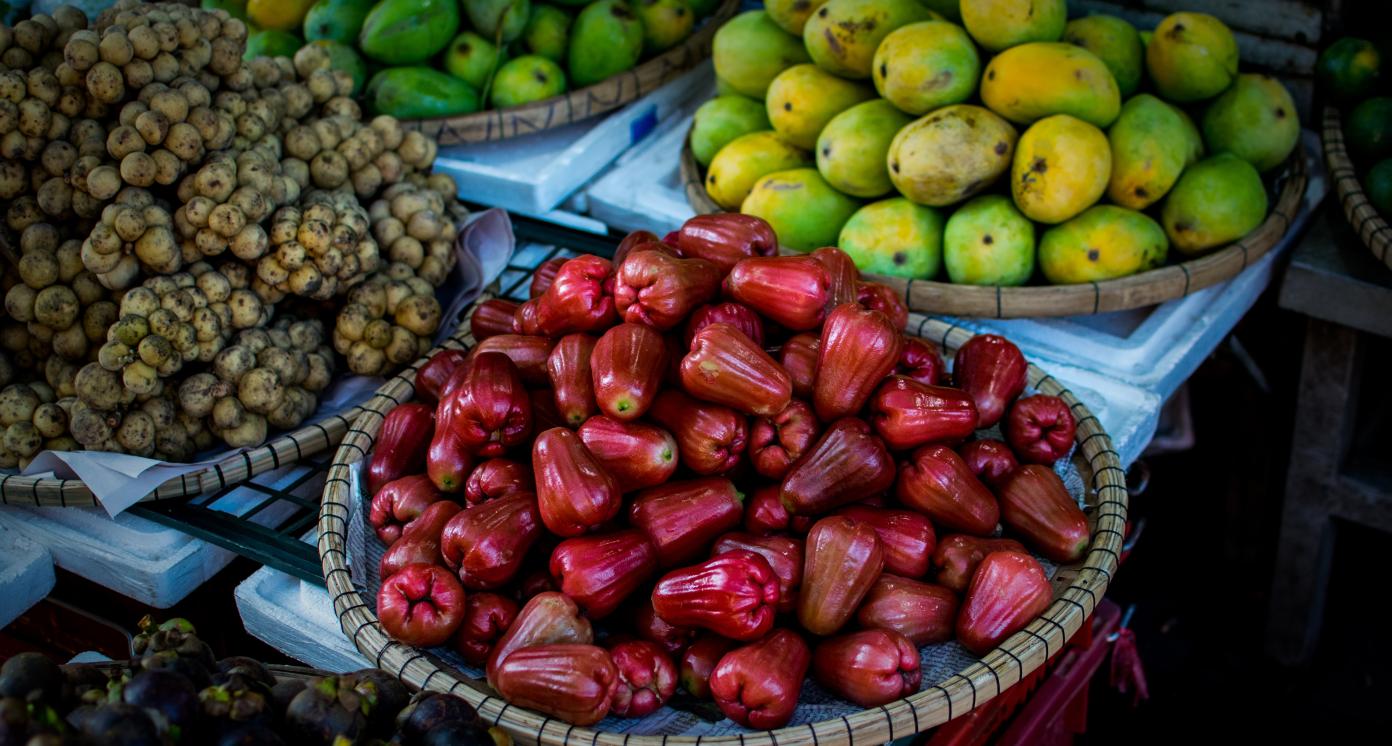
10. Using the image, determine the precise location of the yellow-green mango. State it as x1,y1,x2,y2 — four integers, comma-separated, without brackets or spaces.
838,197,944,279
1146,12,1239,102
1201,74,1300,173
1107,94,1203,210
1064,15,1143,97
888,104,1017,207
1039,205,1167,284
445,32,507,90
244,29,303,61
713,11,810,99
523,5,571,62
303,0,375,44
766,0,828,35
1161,154,1268,255
961,0,1065,52
367,67,481,119
706,131,812,210
803,0,935,80
465,0,532,44
816,99,913,198
360,0,461,64
635,0,693,54
943,194,1035,285
981,42,1121,128
691,95,772,167
873,21,980,116
568,0,643,87
766,65,875,150
1011,114,1111,224
491,55,567,108
741,168,861,253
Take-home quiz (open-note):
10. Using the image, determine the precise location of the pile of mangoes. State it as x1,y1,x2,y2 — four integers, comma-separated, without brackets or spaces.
1317,37,1392,220
693,0,1300,287
214,0,721,120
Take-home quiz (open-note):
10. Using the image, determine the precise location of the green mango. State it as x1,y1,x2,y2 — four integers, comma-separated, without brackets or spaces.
803,0,935,79
244,29,303,60
1064,15,1143,98
523,5,571,62
691,95,771,167
467,0,533,44
491,55,567,108
1202,74,1300,173
444,32,507,90
1107,94,1203,210
635,0,694,54
307,39,367,94
1347,97,1392,160
1146,12,1239,102
360,0,460,65
943,194,1035,285
713,10,809,99
1366,158,1392,217
1316,37,1383,105
741,168,861,252
816,99,912,198
568,0,644,87
1161,154,1268,256
765,0,828,35
303,0,374,44
839,197,945,279
202,0,248,22
367,67,481,119
1039,205,1167,284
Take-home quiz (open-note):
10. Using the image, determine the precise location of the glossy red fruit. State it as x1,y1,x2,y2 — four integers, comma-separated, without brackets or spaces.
1005,395,1077,465
684,302,765,349
451,352,531,458
958,439,1019,489
931,534,1029,594
781,418,896,516
550,530,658,619
529,388,566,432
591,323,667,421
957,550,1052,655
470,299,520,341
369,474,443,545
896,444,1000,536
997,464,1090,563
494,644,619,726
814,303,903,422
378,563,466,647
530,257,567,298
778,333,820,400
516,568,558,600
532,427,622,537
464,458,533,505
812,629,921,707
836,505,936,578
441,493,542,590
812,246,860,309
472,334,554,386
712,532,803,613
368,403,434,497
648,390,747,475
633,598,696,656
748,399,820,480
486,592,594,688
629,478,744,567
897,337,946,386
428,387,472,493
681,323,792,416
799,516,885,635
725,255,830,331
743,484,812,536
612,230,664,267
953,334,1028,429
609,640,678,718
544,333,598,428
680,635,737,699
664,213,778,274
452,592,519,666
868,376,979,451
651,551,781,641
378,500,462,579
856,574,959,645
515,255,617,336
856,282,909,331
614,250,723,330
709,629,810,729
415,349,469,404
576,416,678,493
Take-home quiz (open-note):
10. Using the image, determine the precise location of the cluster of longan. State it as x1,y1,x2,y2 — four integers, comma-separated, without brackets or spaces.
368,176,463,288
2,221,115,370
0,381,75,469
261,188,379,302
333,272,442,377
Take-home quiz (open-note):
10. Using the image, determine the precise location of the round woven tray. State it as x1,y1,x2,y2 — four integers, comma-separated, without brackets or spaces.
1322,106,1392,270
401,0,737,146
318,301,1128,745
680,132,1308,318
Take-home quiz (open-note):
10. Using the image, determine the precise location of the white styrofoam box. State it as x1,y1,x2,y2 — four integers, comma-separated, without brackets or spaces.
0,462,312,607
434,63,712,216
0,517,55,628
237,562,370,673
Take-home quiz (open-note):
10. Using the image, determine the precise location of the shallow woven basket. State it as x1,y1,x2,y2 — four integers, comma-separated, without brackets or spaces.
681,132,1308,318
318,301,1128,745
1322,106,1392,270
401,0,737,146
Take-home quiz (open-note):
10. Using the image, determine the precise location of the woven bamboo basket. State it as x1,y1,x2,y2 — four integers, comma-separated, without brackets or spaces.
680,133,1309,318
318,299,1128,745
1322,106,1392,270
401,0,737,146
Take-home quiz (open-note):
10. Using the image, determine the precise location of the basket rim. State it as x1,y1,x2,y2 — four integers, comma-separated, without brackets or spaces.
679,128,1309,318
317,300,1129,746
398,0,738,146
1322,105,1392,269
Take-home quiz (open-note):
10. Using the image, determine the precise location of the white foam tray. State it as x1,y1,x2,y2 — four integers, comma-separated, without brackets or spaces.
434,63,712,218
0,517,55,628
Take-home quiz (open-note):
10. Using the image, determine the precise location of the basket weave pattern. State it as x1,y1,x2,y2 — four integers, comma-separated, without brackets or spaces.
1323,106,1392,269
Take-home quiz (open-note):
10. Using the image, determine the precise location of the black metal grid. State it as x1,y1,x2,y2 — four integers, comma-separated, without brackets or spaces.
133,215,621,584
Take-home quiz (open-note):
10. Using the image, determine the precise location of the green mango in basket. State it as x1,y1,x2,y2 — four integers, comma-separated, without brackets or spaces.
467,0,533,44
1063,14,1143,98
303,0,375,44
360,0,460,65
712,10,809,100
635,0,694,54
523,5,572,62
1145,12,1239,103
764,0,827,36
960,0,1065,52
1107,94,1203,210
1202,74,1300,173
943,194,1036,286
568,0,644,87
1345,97,1392,161
305,39,368,95
1366,159,1392,218
766,64,875,151
491,55,568,108
816,99,911,199
839,197,945,280
244,29,303,61
741,168,861,253
690,95,770,167
873,21,980,116
803,0,937,80
367,67,481,119
1038,205,1167,284
445,32,508,90
1161,154,1268,256
1315,37,1382,105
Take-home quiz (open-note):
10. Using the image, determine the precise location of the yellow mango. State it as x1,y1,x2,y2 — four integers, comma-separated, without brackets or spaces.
887,104,1017,207
1107,94,1203,209
961,0,1066,52
1011,114,1112,224
1039,205,1168,284
981,42,1121,128
706,131,811,210
766,65,875,150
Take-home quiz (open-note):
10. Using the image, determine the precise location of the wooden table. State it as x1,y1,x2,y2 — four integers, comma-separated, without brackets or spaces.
1267,206,1392,664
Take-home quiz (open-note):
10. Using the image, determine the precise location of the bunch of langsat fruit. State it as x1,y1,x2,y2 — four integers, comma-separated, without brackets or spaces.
0,617,509,745
362,212,1092,728
0,1,464,468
